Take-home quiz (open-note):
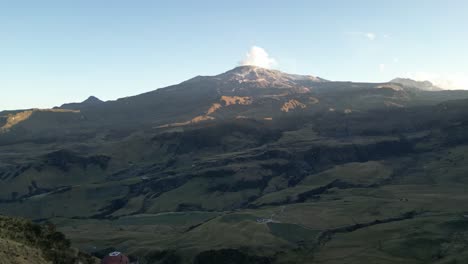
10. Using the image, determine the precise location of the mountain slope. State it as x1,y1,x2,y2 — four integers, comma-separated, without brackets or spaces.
1,67,468,263
2,66,468,146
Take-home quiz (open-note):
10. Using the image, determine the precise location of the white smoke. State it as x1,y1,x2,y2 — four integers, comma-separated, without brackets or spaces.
240,46,278,69
346,31,377,41
405,72,468,90
379,64,386,73
365,32,376,40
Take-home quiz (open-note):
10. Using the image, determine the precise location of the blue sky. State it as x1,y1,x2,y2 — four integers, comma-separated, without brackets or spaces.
1,0,468,110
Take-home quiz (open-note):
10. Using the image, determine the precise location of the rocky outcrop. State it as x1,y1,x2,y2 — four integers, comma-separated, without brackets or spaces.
0,109,80,132
207,103,222,114
221,96,253,106
281,99,306,112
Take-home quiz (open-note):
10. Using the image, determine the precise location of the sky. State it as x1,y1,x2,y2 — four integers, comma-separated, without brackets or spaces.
1,0,468,110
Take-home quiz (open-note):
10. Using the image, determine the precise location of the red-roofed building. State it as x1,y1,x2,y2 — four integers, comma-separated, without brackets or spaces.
101,252,130,264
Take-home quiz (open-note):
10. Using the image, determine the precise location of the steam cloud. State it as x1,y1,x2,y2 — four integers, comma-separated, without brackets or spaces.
240,46,278,69
406,72,468,90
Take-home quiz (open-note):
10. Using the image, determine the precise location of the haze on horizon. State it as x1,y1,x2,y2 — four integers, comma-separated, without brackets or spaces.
1,0,467,111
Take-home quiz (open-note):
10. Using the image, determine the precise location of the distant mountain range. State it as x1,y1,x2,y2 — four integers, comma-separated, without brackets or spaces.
1,66,467,141
390,77,443,91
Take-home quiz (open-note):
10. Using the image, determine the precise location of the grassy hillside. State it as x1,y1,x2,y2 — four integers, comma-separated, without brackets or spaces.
0,215,99,264
2,71,468,263
0,100,466,262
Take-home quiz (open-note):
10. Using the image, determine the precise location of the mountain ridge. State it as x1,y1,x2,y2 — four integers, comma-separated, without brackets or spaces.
390,77,443,91
1,66,468,144
60,95,104,110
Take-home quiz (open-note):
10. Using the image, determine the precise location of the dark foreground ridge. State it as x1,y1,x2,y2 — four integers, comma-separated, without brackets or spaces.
0,215,98,264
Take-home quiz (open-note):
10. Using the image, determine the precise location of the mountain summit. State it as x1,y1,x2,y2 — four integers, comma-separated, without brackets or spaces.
82,96,103,104
391,78,442,91
218,65,327,85
185,66,328,95
60,95,103,110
